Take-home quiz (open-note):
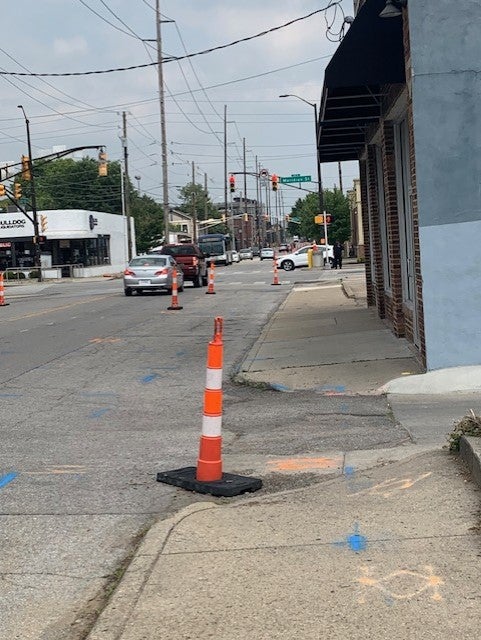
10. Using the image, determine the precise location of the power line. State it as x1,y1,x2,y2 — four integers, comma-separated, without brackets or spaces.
0,4,341,76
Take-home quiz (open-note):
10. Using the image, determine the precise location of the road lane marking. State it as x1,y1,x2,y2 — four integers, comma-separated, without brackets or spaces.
89,337,122,344
4,294,118,322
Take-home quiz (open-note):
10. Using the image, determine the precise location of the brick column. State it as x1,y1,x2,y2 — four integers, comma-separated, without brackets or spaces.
381,121,405,337
359,158,375,307
366,145,386,318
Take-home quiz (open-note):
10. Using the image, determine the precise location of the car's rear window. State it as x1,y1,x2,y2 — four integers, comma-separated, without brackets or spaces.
161,245,197,256
130,257,167,267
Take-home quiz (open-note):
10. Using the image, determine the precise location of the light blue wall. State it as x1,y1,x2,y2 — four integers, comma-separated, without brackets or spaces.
409,0,481,368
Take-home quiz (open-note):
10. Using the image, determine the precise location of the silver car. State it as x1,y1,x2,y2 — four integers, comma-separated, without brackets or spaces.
123,255,184,296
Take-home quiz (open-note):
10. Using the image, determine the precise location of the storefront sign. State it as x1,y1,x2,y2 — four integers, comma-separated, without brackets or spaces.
0,218,27,230
0,242,12,248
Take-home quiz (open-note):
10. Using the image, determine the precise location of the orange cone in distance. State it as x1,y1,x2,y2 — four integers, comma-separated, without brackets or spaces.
271,255,281,286
0,272,9,306
167,267,183,310
205,261,216,294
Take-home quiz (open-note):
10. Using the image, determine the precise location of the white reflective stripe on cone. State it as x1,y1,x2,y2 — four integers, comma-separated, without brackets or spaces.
205,368,222,390
201,415,222,437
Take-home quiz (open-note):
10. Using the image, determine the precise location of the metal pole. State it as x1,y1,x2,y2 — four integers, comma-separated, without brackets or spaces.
17,105,42,281
122,112,133,260
224,105,228,230
204,172,208,222
156,0,170,244
192,161,197,243
243,138,248,248
120,163,128,263
314,103,324,218
338,161,343,194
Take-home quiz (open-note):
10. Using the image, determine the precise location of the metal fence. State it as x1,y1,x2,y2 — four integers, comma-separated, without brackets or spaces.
2,263,85,280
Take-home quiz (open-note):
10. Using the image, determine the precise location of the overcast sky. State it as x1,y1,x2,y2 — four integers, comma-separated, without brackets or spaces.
1,0,358,212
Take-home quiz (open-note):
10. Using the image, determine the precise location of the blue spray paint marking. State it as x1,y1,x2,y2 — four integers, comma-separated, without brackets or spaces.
0,393,22,397
0,472,18,489
89,408,111,419
344,465,355,479
334,523,367,554
317,384,346,393
340,403,349,413
175,350,186,357
140,373,159,384
270,383,292,392
347,523,367,552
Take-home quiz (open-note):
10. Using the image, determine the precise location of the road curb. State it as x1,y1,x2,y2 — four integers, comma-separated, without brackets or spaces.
459,435,481,488
86,502,216,640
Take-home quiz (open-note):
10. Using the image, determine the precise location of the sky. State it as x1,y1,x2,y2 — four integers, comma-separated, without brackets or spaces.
0,0,358,214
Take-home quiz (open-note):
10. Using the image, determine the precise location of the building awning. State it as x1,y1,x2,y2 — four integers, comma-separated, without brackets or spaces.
318,0,405,163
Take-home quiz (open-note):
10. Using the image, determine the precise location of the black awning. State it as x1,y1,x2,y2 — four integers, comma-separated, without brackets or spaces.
318,0,405,163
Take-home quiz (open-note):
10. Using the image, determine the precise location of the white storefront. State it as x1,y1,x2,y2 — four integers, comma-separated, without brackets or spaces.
0,209,135,277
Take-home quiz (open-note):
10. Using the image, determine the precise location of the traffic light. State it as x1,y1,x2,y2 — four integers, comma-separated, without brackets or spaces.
37,235,47,244
229,174,235,193
13,183,22,200
98,149,108,176
21,155,31,180
0,184,5,197
40,214,48,233
271,174,278,191
221,213,226,223
243,213,248,222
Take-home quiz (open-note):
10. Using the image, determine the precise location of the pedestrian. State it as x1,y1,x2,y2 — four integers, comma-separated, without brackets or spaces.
333,240,343,269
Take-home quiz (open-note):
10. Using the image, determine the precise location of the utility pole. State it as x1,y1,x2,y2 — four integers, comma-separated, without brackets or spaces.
204,172,208,223
122,111,133,260
191,161,197,242
17,105,42,281
338,161,343,194
156,0,170,244
223,104,230,241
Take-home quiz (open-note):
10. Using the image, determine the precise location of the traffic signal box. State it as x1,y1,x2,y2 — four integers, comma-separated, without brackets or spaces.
229,175,235,193
98,150,108,176
13,183,22,200
271,174,278,191
21,155,31,180
40,214,48,233
0,184,5,197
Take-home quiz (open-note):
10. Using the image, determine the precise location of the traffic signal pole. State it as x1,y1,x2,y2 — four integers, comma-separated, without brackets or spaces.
17,105,42,282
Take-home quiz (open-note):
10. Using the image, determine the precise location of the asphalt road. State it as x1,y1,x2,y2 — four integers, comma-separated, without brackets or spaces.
0,260,403,639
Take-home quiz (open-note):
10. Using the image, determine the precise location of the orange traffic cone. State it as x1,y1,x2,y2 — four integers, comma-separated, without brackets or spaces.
156,317,262,497
271,255,281,286
205,261,216,295
196,317,224,481
167,267,183,310
0,272,9,306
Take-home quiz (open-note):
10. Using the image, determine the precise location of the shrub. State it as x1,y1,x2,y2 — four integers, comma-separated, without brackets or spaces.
5,270,26,280
29,270,40,279
448,410,481,452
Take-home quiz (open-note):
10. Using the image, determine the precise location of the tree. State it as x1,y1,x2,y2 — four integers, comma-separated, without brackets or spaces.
289,188,351,244
130,194,164,253
177,182,216,221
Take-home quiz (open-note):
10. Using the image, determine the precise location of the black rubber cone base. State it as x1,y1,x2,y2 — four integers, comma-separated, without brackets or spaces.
0,302,10,306
167,304,183,310
157,466,262,497
271,282,281,286
205,291,216,295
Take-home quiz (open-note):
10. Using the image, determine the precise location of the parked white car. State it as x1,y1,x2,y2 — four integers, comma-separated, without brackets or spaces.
277,245,333,271
231,250,240,263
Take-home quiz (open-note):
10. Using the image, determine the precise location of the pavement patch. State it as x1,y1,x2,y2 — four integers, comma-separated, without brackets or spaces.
266,455,343,473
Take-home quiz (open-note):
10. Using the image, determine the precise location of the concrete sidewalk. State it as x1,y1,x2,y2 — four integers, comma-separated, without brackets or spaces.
86,273,481,640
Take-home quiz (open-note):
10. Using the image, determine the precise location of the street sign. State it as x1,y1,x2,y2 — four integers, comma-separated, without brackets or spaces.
280,175,311,184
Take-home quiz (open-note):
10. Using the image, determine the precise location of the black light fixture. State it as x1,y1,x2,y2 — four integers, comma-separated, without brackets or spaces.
380,0,407,18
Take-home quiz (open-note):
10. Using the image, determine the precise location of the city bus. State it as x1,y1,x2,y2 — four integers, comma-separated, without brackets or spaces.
198,233,233,265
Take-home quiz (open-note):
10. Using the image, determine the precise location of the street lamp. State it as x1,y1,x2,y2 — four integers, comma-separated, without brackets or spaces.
134,175,141,195
17,105,42,281
279,94,324,219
